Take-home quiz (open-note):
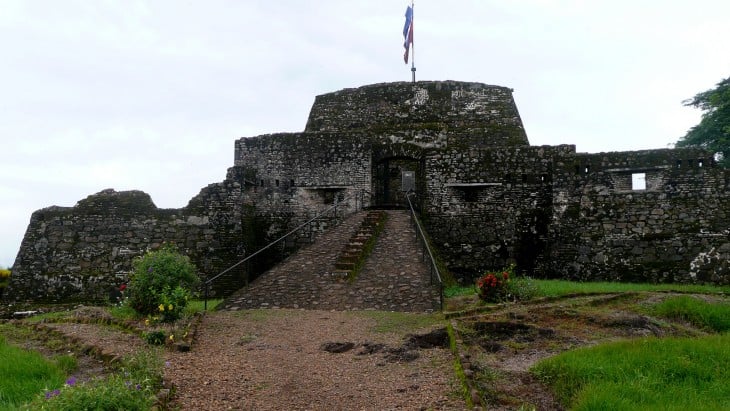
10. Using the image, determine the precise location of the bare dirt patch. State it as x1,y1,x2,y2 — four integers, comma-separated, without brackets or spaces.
163,309,463,410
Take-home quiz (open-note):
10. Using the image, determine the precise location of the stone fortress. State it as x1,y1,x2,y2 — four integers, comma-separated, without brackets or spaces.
5,81,730,302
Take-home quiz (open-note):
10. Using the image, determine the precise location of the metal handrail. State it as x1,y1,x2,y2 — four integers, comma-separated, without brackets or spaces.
203,192,357,310
405,192,444,310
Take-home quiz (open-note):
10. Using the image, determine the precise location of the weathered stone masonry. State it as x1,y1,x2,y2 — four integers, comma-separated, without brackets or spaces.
6,80,729,302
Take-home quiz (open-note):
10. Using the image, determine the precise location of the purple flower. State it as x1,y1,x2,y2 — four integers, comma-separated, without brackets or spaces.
66,376,77,386
125,381,132,387
165,361,170,367
45,389,61,399
148,267,153,273
135,384,142,390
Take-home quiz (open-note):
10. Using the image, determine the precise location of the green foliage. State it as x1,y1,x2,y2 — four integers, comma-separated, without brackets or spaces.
677,76,730,168
126,244,199,321
0,267,10,289
24,375,156,411
144,331,166,346
506,275,539,301
652,296,730,332
532,334,730,410
0,336,66,409
24,349,163,411
54,355,78,375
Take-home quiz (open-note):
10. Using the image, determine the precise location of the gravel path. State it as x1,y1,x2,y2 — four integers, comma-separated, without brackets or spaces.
164,309,464,410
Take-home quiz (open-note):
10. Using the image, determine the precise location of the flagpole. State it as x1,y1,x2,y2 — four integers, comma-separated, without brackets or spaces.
411,0,416,83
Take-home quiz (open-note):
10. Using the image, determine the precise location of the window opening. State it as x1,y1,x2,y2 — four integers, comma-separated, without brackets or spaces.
631,173,646,190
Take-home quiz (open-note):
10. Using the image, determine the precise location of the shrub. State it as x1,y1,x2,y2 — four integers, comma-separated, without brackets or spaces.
506,275,539,301
476,265,514,302
0,268,10,288
145,331,166,346
126,244,199,321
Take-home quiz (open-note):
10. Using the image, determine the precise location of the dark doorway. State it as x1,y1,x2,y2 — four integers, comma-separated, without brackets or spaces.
372,157,421,208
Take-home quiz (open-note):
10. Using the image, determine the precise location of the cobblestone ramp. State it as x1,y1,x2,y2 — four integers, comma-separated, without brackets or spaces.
220,210,440,312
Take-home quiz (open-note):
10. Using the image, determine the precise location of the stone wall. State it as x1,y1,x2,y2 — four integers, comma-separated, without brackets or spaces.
5,182,245,302
546,148,730,284
422,145,574,277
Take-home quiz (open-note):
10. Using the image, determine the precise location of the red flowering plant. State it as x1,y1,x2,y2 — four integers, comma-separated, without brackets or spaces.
113,283,128,306
476,265,515,303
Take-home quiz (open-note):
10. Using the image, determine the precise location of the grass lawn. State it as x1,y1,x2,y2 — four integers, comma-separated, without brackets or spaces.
532,293,730,410
0,336,66,410
532,333,730,410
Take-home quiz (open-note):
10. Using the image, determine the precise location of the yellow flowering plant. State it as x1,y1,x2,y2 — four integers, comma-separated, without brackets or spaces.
126,244,198,322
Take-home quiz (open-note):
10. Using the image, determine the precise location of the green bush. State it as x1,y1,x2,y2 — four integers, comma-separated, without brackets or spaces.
506,275,539,301
145,330,166,346
0,267,10,288
126,244,199,321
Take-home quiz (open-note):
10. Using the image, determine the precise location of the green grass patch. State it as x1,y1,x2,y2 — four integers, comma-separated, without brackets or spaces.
23,311,70,324
107,304,140,321
357,311,444,334
532,334,730,410
444,285,476,298
532,280,730,298
652,296,730,332
0,336,66,409
185,298,223,314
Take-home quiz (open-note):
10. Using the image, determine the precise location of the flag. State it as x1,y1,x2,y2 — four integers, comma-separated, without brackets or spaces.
403,5,413,64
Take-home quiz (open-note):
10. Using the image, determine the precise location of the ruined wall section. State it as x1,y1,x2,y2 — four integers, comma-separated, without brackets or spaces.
6,183,244,302
233,132,371,244
304,81,529,148
422,145,575,279
548,148,730,284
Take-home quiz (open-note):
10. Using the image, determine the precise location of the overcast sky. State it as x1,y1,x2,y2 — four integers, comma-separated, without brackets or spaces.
1,0,729,268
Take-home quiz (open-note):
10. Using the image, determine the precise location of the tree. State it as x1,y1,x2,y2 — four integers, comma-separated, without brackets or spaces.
676,76,730,168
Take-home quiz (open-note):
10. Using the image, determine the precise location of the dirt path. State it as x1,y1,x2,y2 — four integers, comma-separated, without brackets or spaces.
164,309,463,410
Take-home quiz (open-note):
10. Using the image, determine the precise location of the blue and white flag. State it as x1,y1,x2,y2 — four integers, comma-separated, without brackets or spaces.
403,5,413,63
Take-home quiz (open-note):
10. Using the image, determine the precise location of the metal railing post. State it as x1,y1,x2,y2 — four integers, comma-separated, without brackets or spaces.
405,192,444,312
204,281,209,311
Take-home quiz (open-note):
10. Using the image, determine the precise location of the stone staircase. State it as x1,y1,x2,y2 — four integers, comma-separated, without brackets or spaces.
333,210,387,275
219,210,440,312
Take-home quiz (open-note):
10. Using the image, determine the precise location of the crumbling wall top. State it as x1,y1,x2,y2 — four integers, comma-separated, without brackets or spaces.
304,81,529,146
